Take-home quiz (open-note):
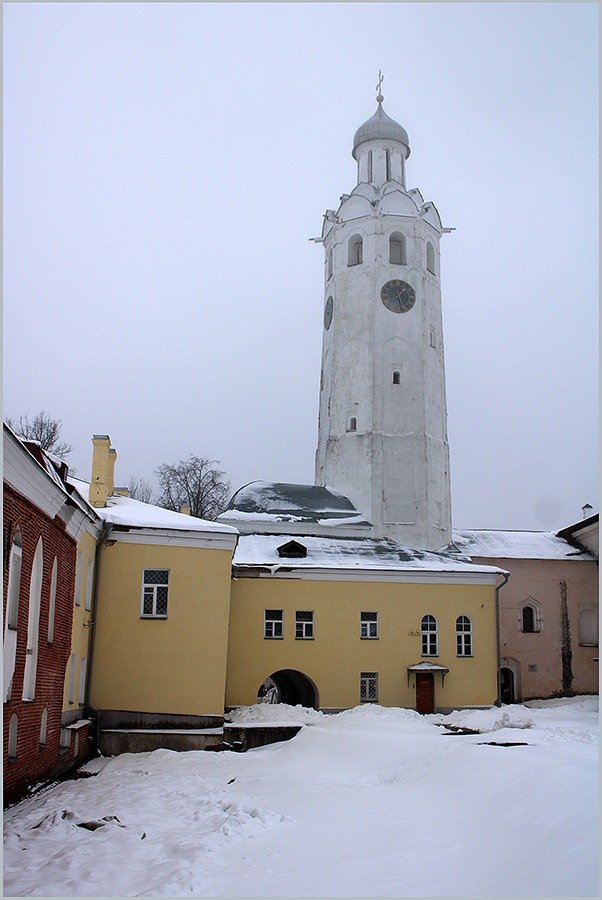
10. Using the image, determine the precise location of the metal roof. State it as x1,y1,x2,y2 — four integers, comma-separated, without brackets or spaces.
352,102,410,160
452,529,597,561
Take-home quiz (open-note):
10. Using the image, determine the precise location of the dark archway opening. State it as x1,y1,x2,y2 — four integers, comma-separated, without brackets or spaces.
258,669,319,710
500,667,515,704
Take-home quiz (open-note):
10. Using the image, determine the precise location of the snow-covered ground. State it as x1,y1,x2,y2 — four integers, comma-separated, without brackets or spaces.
3,696,598,897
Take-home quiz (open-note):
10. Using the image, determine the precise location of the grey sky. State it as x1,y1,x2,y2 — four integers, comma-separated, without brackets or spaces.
3,2,598,531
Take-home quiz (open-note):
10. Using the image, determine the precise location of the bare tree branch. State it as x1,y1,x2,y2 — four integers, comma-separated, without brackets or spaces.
155,455,231,521
7,411,73,459
126,476,154,504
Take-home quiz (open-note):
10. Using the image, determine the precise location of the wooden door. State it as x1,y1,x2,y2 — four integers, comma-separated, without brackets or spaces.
415,673,435,714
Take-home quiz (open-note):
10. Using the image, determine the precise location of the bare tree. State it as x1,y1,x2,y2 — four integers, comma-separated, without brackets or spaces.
7,411,73,459
155,455,231,521
126,476,154,504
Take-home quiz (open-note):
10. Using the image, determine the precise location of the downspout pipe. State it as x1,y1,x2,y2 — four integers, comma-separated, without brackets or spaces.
495,571,510,707
84,521,112,749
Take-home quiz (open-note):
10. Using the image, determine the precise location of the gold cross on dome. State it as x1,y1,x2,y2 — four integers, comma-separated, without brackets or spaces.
376,70,384,99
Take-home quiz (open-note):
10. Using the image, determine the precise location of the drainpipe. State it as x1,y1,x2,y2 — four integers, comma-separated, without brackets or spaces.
84,521,112,748
495,571,510,706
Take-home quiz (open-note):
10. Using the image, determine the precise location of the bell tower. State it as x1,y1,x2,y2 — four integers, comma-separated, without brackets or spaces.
314,79,452,551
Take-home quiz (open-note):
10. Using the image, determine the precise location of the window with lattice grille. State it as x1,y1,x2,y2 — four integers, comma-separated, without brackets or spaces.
295,610,314,639
360,672,378,702
360,611,378,639
141,569,169,618
265,609,283,639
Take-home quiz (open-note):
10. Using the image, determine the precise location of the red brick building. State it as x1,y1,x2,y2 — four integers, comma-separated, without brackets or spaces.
3,426,93,805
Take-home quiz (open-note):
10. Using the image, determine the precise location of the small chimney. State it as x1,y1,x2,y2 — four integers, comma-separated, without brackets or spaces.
114,487,130,498
89,435,111,508
107,448,117,497
582,503,593,519
180,505,191,516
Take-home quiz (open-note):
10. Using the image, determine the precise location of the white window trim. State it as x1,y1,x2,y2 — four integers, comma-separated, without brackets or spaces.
360,672,378,702
421,614,438,657
360,611,379,639
264,609,284,639
140,569,170,618
295,610,314,640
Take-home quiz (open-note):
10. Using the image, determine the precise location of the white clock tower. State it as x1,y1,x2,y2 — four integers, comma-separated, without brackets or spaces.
314,83,452,551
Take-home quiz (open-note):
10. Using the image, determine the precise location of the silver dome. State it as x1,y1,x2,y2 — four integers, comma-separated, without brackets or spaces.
352,102,410,159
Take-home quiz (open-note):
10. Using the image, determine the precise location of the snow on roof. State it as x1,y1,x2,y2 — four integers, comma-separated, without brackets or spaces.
70,479,238,535
234,533,503,575
452,529,596,561
218,481,372,527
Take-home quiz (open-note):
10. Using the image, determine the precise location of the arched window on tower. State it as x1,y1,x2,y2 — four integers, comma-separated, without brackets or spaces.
426,241,436,275
392,370,401,385
347,417,357,432
348,235,363,266
367,150,373,183
385,148,391,181
327,247,333,280
389,232,406,265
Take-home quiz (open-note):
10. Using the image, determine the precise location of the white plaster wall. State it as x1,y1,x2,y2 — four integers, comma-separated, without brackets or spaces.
315,169,452,550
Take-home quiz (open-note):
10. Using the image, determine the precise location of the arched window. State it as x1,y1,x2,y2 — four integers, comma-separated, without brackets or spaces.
327,247,333,280
8,714,18,759
456,615,473,656
389,232,406,265
48,557,58,643
23,538,43,700
426,241,436,275
385,148,391,182
421,614,438,656
392,371,401,385
39,707,48,747
522,606,535,633
348,235,363,266
578,609,598,647
367,150,373,183
347,417,357,432
519,598,542,633
6,527,23,630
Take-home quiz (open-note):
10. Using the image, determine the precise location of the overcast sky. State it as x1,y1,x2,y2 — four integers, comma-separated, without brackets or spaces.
3,2,598,531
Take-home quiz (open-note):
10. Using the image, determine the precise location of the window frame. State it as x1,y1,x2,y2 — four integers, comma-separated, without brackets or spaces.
389,231,407,266
360,672,378,702
421,614,438,656
295,610,314,640
6,530,23,630
347,234,363,266
360,611,379,640
264,609,284,639
141,569,170,619
456,615,473,657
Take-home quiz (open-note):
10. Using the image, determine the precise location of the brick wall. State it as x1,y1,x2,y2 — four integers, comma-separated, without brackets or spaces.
3,483,80,805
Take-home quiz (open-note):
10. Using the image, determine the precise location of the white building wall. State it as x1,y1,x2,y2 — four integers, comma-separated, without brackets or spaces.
315,118,452,551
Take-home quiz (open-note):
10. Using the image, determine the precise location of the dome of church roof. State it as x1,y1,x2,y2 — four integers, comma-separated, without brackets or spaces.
352,102,410,160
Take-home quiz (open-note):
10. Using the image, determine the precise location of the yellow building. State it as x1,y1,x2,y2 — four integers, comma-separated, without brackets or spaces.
220,483,506,714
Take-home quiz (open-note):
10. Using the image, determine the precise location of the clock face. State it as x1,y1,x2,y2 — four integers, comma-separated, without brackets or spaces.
324,295,334,330
381,279,416,314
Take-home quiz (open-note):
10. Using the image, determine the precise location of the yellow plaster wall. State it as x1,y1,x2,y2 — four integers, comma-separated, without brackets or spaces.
89,542,233,717
62,529,97,712
226,576,499,710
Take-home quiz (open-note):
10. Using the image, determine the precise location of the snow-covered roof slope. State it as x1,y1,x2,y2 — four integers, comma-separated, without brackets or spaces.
217,481,372,536
70,478,238,535
234,533,504,579
452,529,596,561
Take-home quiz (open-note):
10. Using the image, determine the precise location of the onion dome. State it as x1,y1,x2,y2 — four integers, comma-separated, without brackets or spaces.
352,101,411,160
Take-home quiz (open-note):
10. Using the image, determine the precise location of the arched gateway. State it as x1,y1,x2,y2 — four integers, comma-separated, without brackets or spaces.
258,669,319,710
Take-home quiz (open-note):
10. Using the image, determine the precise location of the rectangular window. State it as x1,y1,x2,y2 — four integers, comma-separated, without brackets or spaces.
295,610,314,639
74,550,83,606
360,672,378,702
456,632,472,656
360,611,378,639
141,569,169,618
264,609,284,639
85,559,94,611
